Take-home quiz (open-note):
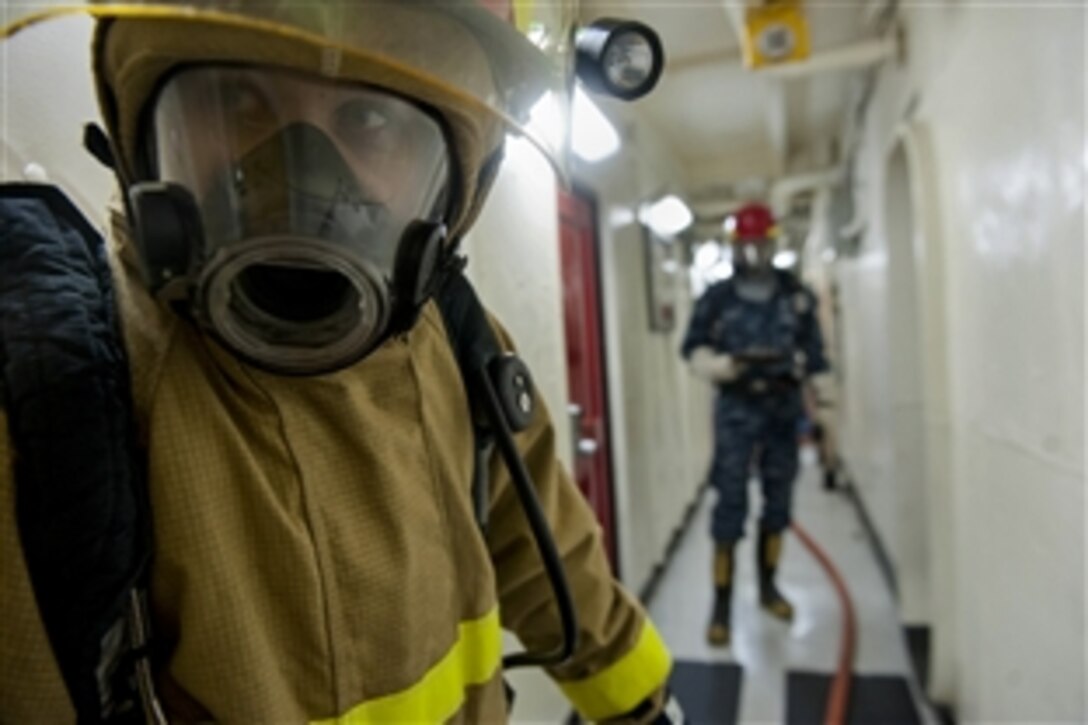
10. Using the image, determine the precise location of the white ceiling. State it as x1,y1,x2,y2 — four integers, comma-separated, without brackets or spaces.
580,1,876,199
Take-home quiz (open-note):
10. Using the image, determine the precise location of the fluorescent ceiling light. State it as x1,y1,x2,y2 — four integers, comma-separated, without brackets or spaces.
572,85,620,163
516,85,620,165
639,194,693,238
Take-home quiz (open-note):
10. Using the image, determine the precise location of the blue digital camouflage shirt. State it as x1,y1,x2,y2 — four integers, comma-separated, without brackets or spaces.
680,270,828,383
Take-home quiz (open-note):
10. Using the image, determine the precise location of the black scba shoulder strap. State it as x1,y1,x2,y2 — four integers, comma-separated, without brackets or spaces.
432,260,578,669
0,184,160,724
432,260,505,532
775,267,804,296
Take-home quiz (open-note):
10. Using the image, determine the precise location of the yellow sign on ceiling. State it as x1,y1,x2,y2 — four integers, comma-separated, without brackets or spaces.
741,0,811,69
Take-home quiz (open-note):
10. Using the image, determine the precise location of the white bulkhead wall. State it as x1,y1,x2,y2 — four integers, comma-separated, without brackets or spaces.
1,15,114,220
835,3,1085,719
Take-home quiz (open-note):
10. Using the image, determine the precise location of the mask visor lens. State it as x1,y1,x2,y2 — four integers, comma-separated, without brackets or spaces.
151,65,451,278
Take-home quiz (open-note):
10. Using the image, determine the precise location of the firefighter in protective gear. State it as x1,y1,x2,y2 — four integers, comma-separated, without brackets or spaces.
681,202,828,647
0,2,676,721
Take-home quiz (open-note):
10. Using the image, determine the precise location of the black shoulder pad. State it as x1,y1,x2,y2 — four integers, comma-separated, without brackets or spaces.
0,183,149,722
775,268,803,293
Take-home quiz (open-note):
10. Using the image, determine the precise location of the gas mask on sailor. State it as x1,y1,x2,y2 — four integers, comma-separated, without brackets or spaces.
127,65,453,375
731,238,775,275
730,238,778,303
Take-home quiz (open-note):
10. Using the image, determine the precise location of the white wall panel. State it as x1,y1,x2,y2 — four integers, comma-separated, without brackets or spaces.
836,4,1086,718
882,143,931,625
1,14,115,222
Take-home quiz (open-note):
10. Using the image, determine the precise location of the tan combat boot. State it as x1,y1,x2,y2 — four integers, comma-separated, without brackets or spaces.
706,543,735,646
757,529,794,621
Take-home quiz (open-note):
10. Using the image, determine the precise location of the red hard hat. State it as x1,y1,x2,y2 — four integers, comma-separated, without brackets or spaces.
727,203,778,242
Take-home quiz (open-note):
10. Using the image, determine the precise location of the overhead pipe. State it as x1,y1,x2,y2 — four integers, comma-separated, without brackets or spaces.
691,2,899,80
758,35,898,80
689,168,842,234
837,168,869,240
803,186,834,264
769,167,844,218
690,198,747,220
839,209,868,240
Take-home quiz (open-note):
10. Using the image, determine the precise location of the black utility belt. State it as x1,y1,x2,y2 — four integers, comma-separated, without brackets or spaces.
720,377,799,397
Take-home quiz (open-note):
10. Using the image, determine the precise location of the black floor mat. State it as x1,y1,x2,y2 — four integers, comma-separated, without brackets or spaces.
903,626,931,690
786,671,920,725
670,660,743,724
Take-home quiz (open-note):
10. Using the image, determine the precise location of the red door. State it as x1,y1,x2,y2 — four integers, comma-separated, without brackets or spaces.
558,187,618,571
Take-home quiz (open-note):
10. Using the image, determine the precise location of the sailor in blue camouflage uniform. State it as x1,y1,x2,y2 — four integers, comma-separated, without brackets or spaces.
680,202,828,647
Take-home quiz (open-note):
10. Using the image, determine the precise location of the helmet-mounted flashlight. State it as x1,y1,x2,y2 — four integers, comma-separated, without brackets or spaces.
576,18,664,101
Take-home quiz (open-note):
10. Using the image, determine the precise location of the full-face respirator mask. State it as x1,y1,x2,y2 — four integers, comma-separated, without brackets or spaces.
128,66,453,375
732,238,775,273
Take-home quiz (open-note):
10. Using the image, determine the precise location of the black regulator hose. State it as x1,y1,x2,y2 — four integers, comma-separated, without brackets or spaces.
475,369,579,670
432,264,578,670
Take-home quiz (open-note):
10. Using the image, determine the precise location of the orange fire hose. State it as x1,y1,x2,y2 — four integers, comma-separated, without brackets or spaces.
791,521,858,725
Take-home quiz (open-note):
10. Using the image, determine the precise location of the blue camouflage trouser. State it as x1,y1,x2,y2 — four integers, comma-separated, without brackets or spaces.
709,389,802,543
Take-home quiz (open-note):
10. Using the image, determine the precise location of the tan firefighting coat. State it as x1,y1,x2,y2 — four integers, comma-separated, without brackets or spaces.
0,213,671,722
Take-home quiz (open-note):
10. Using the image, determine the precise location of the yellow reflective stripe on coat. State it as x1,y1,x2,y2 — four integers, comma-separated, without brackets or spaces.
558,620,672,721
312,610,501,724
